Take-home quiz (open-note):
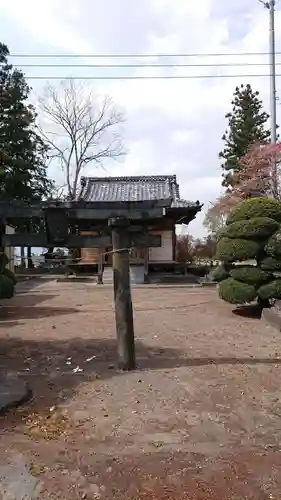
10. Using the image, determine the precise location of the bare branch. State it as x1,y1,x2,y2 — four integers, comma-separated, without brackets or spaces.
38,79,126,199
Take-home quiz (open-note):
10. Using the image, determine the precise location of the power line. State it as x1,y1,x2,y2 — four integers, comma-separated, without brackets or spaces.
8,51,281,58
4,62,281,68
22,73,281,80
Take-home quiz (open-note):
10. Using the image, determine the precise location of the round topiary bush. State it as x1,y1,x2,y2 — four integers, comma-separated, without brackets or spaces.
219,278,257,304
264,229,281,258
212,264,230,282
222,217,279,240
230,265,272,286
258,279,281,300
216,237,261,262
260,256,281,271
0,253,16,299
0,274,14,299
3,268,17,285
216,196,281,310
227,197,281,225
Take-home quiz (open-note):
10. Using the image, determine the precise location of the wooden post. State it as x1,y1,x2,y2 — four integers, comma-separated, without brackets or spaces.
109,217,136,370
144,247,149,283
97,247,103,284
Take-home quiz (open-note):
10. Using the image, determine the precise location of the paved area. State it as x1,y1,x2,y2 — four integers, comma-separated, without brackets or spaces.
0,280,281,498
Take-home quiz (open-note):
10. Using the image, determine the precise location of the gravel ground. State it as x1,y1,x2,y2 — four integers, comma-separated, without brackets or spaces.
0,280,281,499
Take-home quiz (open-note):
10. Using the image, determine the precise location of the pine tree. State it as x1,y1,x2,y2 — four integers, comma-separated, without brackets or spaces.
0,43,54,266
0,42,53,202
219,84,271,190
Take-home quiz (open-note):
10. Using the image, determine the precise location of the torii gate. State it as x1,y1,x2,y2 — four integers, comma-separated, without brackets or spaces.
0,198,169,371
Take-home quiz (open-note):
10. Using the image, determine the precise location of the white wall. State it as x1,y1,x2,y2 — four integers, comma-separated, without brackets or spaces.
149,230,173,262
5,225,15,271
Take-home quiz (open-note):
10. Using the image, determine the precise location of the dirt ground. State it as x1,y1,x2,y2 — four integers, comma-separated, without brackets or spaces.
1,279,281,499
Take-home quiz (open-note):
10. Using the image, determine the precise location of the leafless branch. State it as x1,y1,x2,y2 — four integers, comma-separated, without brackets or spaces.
38,79,126,199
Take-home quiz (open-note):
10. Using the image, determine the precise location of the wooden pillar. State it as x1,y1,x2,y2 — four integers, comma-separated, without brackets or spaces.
97,247,103,284
144,247,149,283
109,217,135,371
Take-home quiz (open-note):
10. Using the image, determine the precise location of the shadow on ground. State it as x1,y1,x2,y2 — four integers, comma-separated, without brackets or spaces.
0,336,281,422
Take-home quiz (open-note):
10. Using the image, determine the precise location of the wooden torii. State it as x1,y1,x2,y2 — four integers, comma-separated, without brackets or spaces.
0,198,170,371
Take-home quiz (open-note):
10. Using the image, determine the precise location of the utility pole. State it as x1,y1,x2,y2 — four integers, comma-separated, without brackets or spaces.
268,0,277,144
260,0,278,194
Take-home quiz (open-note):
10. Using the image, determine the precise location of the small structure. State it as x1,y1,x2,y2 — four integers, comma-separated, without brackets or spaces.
0,186,201,369
78,175,202,282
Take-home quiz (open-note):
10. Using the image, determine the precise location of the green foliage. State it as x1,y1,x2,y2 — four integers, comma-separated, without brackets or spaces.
260,256,281,271
0,43,53,206
219,84,270,190
219,278,257,304
0,275,14,299
3,268,17,285
264,229,281,258
258,279,281,300
227,197,281,225
216,237,261,262
230,265,272,286
0,252,9,273
212,265,230,282
222,217,279,240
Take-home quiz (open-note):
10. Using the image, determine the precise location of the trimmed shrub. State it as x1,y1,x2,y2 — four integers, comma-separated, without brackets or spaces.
3,268,17,285
260,257,281,271
0,252,9,273
264,229,281,258
227,197,281,225
212,265,230,282
219,278,257,304
222,217,279,240
0,275,14,299
216,237,261,262
230,265,272,286
258,279,281,300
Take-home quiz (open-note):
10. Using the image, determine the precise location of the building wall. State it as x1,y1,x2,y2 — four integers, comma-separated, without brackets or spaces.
148,230,173,262
80,229,174,264
80,231,99,263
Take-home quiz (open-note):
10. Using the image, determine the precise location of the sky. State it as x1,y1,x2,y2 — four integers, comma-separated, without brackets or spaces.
0,0,281,237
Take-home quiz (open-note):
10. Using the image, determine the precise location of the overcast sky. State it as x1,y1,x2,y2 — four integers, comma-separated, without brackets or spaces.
0,0,281,237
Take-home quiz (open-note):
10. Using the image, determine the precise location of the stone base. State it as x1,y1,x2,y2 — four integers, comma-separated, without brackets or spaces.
0,379,32,416
262,304,281,331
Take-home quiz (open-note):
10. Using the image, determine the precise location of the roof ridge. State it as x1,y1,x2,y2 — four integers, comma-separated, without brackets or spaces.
80,175,177,184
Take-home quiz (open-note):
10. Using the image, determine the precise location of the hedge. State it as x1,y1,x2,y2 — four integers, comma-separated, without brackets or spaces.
216,237,261,262
260,257,281,271
0,275,14,299
222,217,279,240
212,265,230,282
3,268,17,285
264,230,281,258
230,265,272,286
219,278,257,304
258,279,281,300
227,197,281,225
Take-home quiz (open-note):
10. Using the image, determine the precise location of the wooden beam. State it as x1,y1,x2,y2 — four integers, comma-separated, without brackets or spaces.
2,234,112,248
130,233,161,248
0,201,168,220
2,232,162,248
109,217,135,371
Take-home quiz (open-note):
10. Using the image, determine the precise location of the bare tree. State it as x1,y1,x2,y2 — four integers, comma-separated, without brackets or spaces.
38,79,126,199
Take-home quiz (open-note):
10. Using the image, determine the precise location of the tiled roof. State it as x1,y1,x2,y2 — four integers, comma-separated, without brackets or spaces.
78,175,200,209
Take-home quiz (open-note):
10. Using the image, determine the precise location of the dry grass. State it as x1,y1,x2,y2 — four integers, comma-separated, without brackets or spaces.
0,279,281,498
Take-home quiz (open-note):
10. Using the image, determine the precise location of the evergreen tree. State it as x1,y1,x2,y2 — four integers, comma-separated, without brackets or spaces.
0,42,53,201
219,84,271,190
0,43,54,266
